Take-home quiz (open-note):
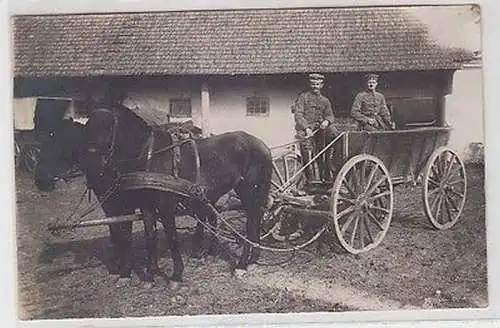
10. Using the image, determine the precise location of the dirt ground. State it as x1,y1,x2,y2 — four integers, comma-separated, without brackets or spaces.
15,164,487,320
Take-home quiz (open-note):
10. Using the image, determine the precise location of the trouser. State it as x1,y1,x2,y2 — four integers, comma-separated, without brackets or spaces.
296,126,339,182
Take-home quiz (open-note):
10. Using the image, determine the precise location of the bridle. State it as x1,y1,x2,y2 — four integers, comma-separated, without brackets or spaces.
86,107,119,178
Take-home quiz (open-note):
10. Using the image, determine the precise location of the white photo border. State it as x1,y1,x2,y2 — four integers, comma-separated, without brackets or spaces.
3,0,499,327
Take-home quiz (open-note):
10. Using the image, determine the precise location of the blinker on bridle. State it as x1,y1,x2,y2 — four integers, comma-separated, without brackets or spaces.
87,108,118,175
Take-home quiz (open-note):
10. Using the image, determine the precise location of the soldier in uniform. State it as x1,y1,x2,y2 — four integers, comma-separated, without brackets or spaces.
293,73,339,182
351,74,394,131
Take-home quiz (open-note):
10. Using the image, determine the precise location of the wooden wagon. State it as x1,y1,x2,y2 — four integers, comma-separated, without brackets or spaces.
47,113,466,257
265,125,466,254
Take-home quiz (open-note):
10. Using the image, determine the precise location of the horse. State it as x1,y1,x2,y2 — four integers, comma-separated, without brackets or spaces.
83,103,273,286
34,117,86,191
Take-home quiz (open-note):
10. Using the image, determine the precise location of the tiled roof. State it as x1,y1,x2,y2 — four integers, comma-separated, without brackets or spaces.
12,7,474,77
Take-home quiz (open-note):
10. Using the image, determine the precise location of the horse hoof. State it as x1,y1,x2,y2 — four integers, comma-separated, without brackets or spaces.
115,277,132,288
169,280,181,291
143,281,154,289
234,268,247,278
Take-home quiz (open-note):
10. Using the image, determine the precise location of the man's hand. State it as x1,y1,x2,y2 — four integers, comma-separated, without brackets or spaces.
320,120,330,129
367,118,376,125
305,128,313,137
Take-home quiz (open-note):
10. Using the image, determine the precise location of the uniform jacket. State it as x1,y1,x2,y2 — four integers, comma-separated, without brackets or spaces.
293,90,335,131
351,90,392,129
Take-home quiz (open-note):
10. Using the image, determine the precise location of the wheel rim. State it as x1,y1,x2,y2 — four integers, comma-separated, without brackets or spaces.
331,154,393,254
423,147,467,230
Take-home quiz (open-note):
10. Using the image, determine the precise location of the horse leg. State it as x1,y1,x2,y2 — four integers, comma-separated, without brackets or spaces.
115,221,133,287
191,221,204,258
141,209,158,287
159,199,184,287
107,223,120,275
206,207,219,256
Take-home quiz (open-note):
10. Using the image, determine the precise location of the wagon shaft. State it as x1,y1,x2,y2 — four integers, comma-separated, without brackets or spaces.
47,215,140,231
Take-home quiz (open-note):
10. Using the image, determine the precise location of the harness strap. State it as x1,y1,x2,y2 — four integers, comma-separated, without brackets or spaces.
165,127,202,185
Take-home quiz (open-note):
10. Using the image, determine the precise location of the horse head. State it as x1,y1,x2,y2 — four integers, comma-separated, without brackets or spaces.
34,117,86,191
84,105,152,192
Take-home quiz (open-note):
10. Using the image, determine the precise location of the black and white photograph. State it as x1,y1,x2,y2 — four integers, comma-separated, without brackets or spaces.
10,1,489,324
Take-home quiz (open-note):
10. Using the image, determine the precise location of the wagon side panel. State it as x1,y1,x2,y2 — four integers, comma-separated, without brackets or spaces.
344,128,451,182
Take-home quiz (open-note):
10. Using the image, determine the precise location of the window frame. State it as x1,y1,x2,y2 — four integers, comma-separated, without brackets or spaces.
169,97,192,119
245,95,270,117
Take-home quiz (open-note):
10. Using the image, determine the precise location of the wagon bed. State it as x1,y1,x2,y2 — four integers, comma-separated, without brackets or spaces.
269,125,467,255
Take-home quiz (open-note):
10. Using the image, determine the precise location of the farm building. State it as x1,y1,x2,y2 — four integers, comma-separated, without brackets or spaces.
12,6,481,160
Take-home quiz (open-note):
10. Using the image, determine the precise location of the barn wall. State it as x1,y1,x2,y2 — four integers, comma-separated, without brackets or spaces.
445,65,484,163
15,71,470,154
208,76,302,147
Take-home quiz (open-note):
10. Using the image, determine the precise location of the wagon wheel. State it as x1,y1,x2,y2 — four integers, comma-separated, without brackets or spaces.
331,154,393,254
262,152,306,239
422,146,467,230
22,144,41,174
271,151,306,194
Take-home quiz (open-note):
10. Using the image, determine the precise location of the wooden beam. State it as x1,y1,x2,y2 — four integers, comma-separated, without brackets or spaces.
201,82,210,137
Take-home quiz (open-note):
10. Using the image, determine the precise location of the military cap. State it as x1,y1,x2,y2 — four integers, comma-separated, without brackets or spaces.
308,73,325,82
365,73,379,82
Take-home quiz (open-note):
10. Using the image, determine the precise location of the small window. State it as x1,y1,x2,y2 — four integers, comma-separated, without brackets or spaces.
169,98,192,118
246,96,269,116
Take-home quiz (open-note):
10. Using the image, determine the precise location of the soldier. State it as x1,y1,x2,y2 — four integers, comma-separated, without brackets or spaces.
351,74,394,131
293,73,338,182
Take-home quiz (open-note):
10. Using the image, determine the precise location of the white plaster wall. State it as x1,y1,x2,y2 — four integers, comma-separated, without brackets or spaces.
208,79,299,147
123,78,203,127
445,67,484,161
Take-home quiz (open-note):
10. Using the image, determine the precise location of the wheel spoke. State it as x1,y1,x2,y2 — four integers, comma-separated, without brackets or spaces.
351,164,361,193
360,160,367,191
430,191,440,212
428,187,440,195
365,164,378,193
450,189,465,199
367,190,391,202
428,177,440,187
337,206,355,220
443,196,456,221
341,212,357,234
366,176,387,196
359,215,366,249
272,160,285,186
270,180,281,190
349,216,360,247
338,196,356,205
434,195,444,222
431,164,440,180
369,205,390,214
363,216,375,244
447,178,465,186
283,157,290,182
342,178,357,198
443,153,455,179
366,209,385,231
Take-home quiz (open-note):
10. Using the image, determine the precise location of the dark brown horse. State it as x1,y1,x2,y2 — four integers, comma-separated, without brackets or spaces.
83,104,273,286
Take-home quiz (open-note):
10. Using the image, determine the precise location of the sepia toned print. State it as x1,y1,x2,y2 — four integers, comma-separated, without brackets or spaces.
12,4,485,320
